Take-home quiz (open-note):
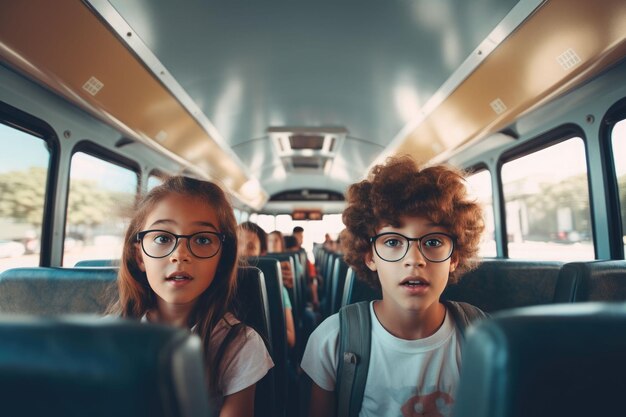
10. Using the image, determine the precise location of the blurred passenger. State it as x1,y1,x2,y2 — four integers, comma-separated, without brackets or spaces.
323,233,336,251
237,221,267,257
239,223,296,348
286,234,320,312
336,228,349,254
292,226,304,248
267,230,285,253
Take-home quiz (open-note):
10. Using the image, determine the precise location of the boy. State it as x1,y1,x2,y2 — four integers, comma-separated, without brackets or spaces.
300,156,486,417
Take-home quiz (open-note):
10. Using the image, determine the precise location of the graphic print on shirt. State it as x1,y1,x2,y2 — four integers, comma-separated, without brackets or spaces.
401,388,454,417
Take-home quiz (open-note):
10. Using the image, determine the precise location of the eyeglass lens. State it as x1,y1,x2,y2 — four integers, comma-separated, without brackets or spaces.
140,230,221,258
373,232,453,262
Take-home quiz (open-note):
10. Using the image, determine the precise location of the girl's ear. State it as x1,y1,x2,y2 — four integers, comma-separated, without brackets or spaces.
135,243,146,272
364,251,377,272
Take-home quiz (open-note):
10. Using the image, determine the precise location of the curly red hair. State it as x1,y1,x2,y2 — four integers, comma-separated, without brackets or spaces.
342,156,484,289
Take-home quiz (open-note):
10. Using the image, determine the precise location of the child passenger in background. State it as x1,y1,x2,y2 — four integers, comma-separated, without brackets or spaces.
267,230,286,254
301,156,487,417
237,222,296,348
237,221,267,257
109,176,273,417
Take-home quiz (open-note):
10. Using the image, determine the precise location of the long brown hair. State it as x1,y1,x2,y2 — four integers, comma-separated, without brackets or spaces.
108,176,240,395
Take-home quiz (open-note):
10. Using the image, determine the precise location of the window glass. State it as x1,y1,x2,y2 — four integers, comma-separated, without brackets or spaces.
0,123,50,272
147,174,163,191
466,169,496,257
501,138,593,260
248,213,258,224
268,213,347,260
233,208,242,223
611,119,626,257
275,214,293,234
63,152,138,266
254,214,276,233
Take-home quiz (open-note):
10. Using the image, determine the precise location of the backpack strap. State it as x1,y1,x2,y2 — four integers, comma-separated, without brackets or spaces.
335,300,485,416
442,300,488,338
336,301,371,417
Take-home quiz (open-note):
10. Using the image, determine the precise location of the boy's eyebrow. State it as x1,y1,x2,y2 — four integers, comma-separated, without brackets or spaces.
147,219,219,230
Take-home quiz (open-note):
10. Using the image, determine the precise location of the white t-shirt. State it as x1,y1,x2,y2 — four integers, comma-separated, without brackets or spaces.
301,301,461,417
142,313,273,409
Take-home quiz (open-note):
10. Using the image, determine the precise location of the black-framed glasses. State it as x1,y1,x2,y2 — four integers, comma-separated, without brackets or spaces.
369,232,455,263
136,229,225,259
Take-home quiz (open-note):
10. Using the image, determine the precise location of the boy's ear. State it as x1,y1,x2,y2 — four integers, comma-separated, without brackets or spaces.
449,255,458,273
135,243,146,272
364,251,377,272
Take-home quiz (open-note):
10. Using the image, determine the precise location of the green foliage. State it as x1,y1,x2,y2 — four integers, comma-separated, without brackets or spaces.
0,167,47,225
0,167,133,228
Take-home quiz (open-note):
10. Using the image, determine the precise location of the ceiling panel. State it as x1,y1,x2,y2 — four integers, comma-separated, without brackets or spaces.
106,0,520,197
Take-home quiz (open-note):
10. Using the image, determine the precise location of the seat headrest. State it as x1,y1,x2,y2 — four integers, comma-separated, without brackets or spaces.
0,316,215,417
455,303,626,417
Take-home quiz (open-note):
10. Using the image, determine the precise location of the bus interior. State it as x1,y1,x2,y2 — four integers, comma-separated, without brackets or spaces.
1,0,626,416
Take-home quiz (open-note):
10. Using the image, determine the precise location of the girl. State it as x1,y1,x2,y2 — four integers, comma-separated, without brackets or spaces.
109,176,273,417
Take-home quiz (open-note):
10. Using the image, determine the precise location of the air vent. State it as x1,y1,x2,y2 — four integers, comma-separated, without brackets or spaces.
292,156,322,169
268,126,348,173
289,134,325,150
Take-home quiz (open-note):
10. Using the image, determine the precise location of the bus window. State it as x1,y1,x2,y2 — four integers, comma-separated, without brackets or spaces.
63,152,138,266
0,123,50,272
275,214,292,233
611,119,626,258
501,138,594,261
250,213,276,234
466,169,496,257
147,173,163,191
233,208,242,223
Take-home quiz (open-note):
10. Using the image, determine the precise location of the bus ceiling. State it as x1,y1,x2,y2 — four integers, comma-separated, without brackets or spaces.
1,0,625,212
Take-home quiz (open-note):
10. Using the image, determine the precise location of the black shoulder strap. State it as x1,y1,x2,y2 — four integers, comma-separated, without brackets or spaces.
442,300,488,338
336,301,371,417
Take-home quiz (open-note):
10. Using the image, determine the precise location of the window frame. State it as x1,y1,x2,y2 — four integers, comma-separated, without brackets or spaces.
600,97,626,259
64,141,141,264
497,124,592,259
0,100,60,266
465,163,497,258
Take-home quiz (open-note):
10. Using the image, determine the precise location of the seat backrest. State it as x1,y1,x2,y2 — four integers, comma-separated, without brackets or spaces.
235,266,276,417
245,256,288,417
321,252,339,317
264,253,303,319
74,259,120,267
340,267,382,307
455,303,626,417
0,316,214,417
442,259,565,312
555,260,626,302
330,255,349,315
0,267,118,314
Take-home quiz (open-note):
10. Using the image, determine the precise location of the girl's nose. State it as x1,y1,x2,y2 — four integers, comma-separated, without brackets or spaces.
170,238,192,262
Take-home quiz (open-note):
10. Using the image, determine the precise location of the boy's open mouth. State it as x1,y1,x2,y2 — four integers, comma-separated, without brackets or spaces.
400,278,429,287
